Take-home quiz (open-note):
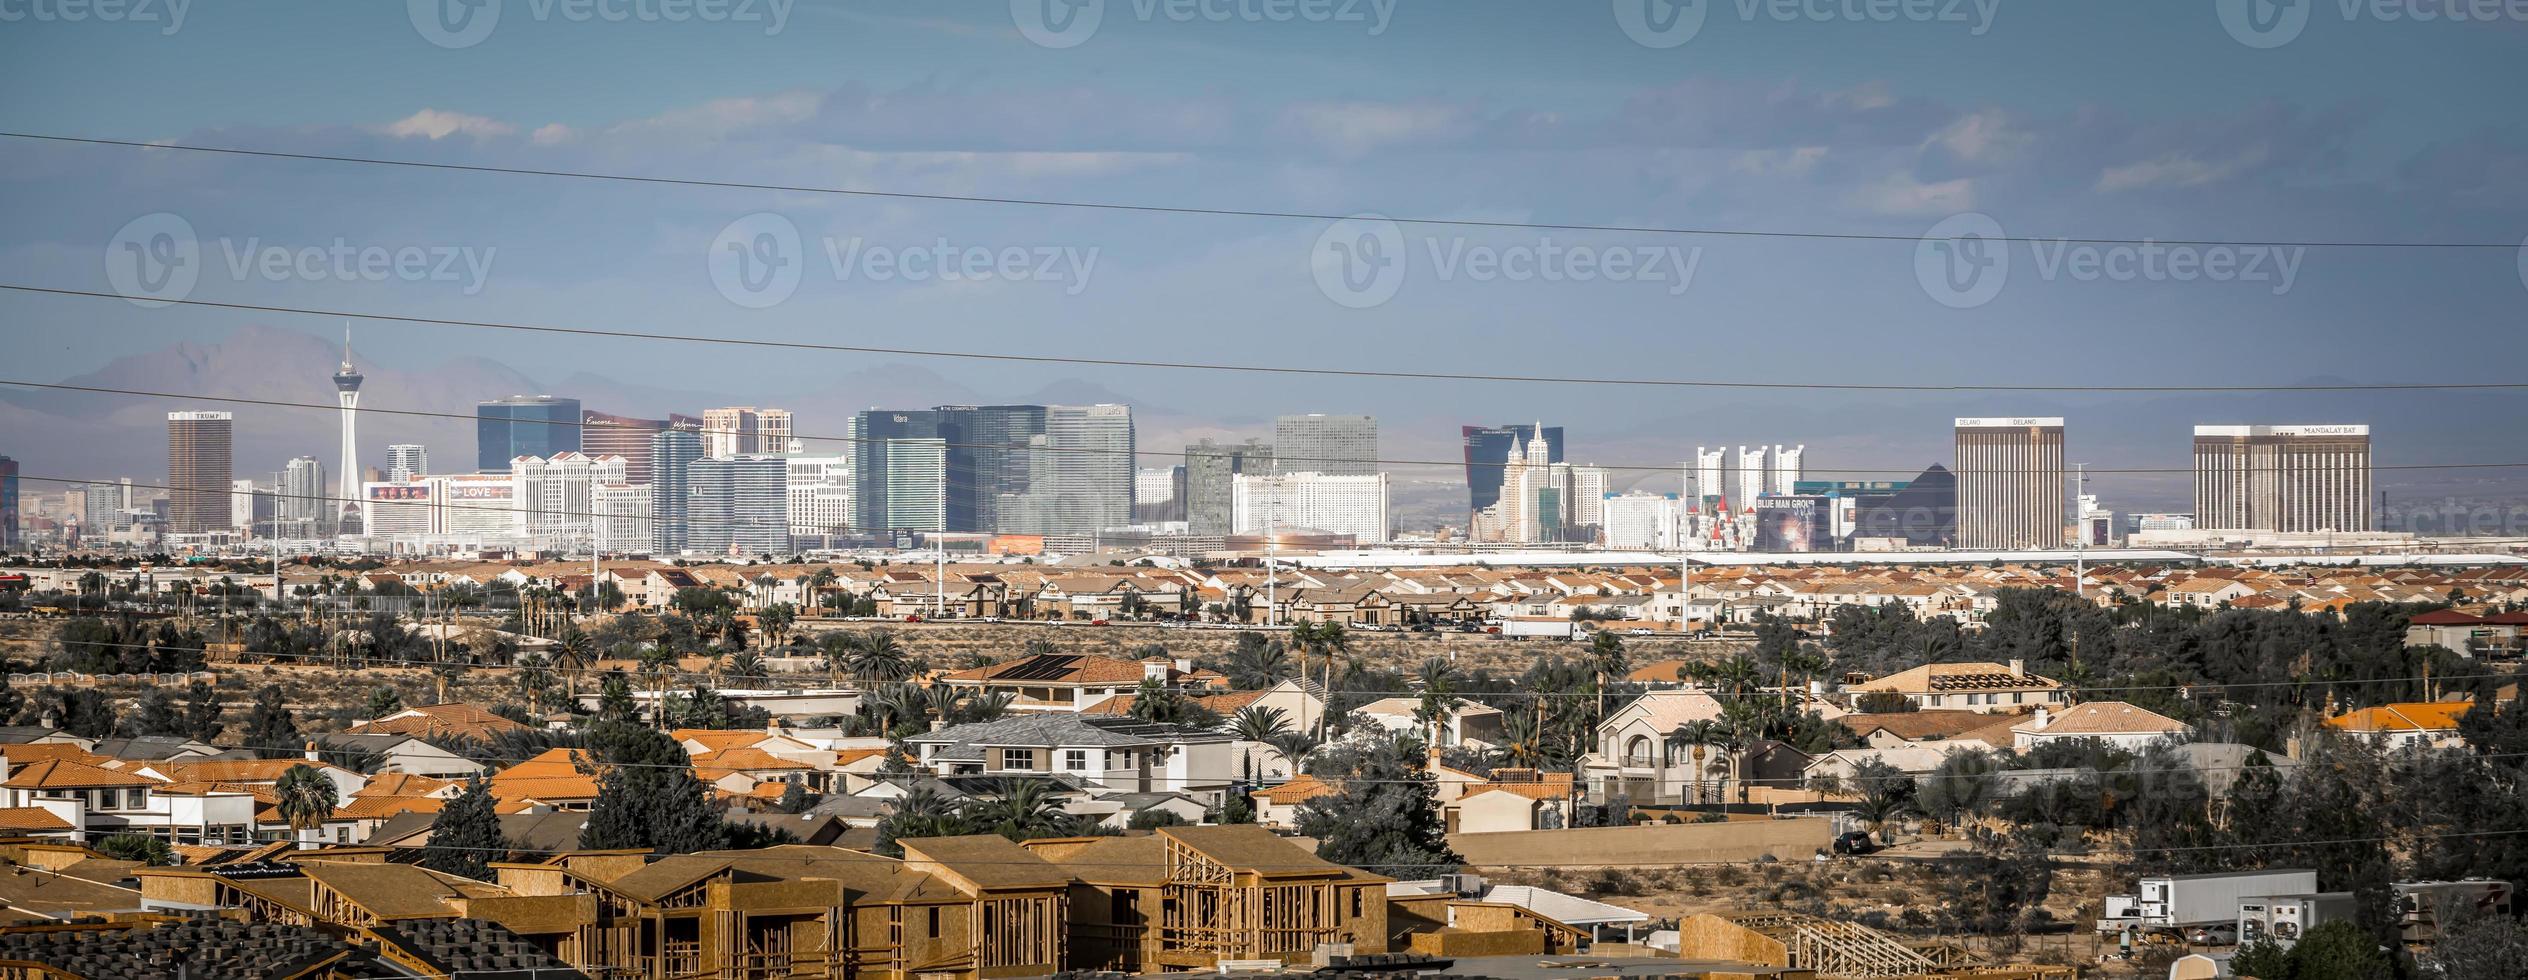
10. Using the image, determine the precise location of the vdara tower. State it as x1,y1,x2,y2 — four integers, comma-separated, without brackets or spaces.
334,328,365,535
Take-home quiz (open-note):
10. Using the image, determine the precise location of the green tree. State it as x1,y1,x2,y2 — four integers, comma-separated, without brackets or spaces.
182,681,226,742
123,688,184,737
2423,912,2528,980
1294,734,1460,877
423,776,508,880
2280,919,2392,980
243,684,304,759
578,722,730,854
363,686,404,720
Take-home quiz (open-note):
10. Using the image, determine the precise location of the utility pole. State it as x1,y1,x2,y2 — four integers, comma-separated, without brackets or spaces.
1264,496,1278,629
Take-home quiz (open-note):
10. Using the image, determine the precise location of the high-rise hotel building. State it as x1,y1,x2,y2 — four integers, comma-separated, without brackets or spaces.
1954,417,2064,550
2193,425,2371,533
166,411,233,534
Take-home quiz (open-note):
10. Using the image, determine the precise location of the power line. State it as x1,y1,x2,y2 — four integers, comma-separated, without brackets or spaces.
14,379,2525,477
12,283,2528,393
4,130,2518,251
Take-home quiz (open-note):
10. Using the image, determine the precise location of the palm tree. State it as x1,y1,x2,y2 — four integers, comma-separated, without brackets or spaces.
1229,705,1293,743
964,779,1068,842
1263,732,1319,780
807,566,839,612
818,632,856,688
1666,719,1723,804
1222,637,1295,690
1588,630,1630,743
758,602,798,648
849,631,912,687
274,764,339,845
514,653,557,713
1498,708,1546,769
725,650,769,687
552,626,593,701
1413,657,1459,749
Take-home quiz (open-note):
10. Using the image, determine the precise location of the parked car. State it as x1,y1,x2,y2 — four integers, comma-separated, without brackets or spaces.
1832,831,1876,856
2187,924,2239,946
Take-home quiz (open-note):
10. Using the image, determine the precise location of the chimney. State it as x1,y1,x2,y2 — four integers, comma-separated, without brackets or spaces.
304,740,320,762
1175,657,1193,675
2008,659,2025,679
1143,658,1170,683
2030,706,2050,730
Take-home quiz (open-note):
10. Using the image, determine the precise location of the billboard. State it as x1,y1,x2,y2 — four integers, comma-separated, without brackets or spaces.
1753,495,1830,553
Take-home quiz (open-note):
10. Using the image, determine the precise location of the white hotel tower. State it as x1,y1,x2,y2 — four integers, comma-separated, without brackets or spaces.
333,328,365,535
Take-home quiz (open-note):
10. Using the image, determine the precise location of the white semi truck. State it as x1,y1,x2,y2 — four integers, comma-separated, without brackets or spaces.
2132,870,2321,930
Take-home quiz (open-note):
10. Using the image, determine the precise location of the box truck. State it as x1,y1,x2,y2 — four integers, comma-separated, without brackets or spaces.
2138,870,2320,929
2394,879,2514,941
2238,892,2358,948
1497,618,1575,640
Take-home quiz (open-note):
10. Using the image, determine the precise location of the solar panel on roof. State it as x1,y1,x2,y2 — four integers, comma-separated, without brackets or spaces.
996,654,1082,681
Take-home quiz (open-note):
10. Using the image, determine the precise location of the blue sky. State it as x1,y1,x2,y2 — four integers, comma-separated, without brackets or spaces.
2,0,2524,511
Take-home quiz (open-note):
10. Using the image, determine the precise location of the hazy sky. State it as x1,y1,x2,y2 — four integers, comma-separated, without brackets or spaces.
2,1,2524,510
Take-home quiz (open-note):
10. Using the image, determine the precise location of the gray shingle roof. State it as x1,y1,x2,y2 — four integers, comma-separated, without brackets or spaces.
904,714,1231,763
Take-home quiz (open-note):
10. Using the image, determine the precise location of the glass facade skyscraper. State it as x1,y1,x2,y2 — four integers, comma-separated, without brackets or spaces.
648,428,701,554
475,396,582,472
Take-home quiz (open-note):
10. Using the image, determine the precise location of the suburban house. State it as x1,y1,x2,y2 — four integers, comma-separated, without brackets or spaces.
2010,702,2194,751
313,733,485,777
1354,697,1505,748
2324,701,2474,751
936,654,1228,713
902,715,1240,805
1847,661,2066,713
1583,691,1725,805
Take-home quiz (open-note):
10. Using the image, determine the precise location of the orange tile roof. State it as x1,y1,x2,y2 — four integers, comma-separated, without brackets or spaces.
2,758,164,791
159,759,355,785
353,773,459,799
0,807,75,832
1250,774,1337,804
2326,701,2473,734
